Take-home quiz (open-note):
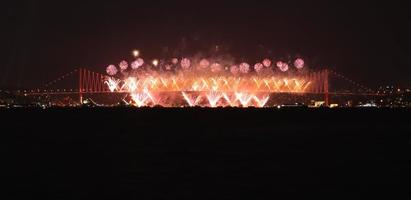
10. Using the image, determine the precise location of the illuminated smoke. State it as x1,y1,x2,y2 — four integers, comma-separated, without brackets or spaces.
254,63,264,73
239,62,250,74
262,59,272,67
181,58,191,70
210,63,222,73
106,65,118,76
172,58,179,65
165,64,172,71
294,58,305,69
119,60,128,71
199,58,210,69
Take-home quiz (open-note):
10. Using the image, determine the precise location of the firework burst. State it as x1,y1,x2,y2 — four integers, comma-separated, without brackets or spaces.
103,50,319,107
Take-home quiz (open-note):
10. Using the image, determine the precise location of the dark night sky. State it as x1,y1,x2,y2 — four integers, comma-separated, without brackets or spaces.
2,1,411,88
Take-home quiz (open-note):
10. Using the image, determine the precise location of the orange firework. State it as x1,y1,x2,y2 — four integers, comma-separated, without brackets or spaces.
104,51,320,107
106,74,312,107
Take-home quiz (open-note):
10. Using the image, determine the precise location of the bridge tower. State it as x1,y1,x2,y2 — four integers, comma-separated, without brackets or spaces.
324,69,329,106
79,68,83,104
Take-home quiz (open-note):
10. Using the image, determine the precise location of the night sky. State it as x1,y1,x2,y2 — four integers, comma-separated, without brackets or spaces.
2,1,411,88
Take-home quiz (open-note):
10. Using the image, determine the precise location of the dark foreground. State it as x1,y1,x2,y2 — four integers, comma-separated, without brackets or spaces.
3,107,411,198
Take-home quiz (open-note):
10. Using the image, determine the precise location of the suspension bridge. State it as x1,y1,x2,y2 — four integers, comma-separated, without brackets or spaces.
17,68,381,107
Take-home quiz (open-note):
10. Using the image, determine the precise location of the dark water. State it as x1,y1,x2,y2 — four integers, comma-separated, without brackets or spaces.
3,108,411,198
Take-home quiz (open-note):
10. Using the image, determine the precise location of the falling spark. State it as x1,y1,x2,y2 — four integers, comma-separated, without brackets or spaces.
235,92,254,107
130,92,150,107
253,95,270,107
182,92,202,107
206,91,223,107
